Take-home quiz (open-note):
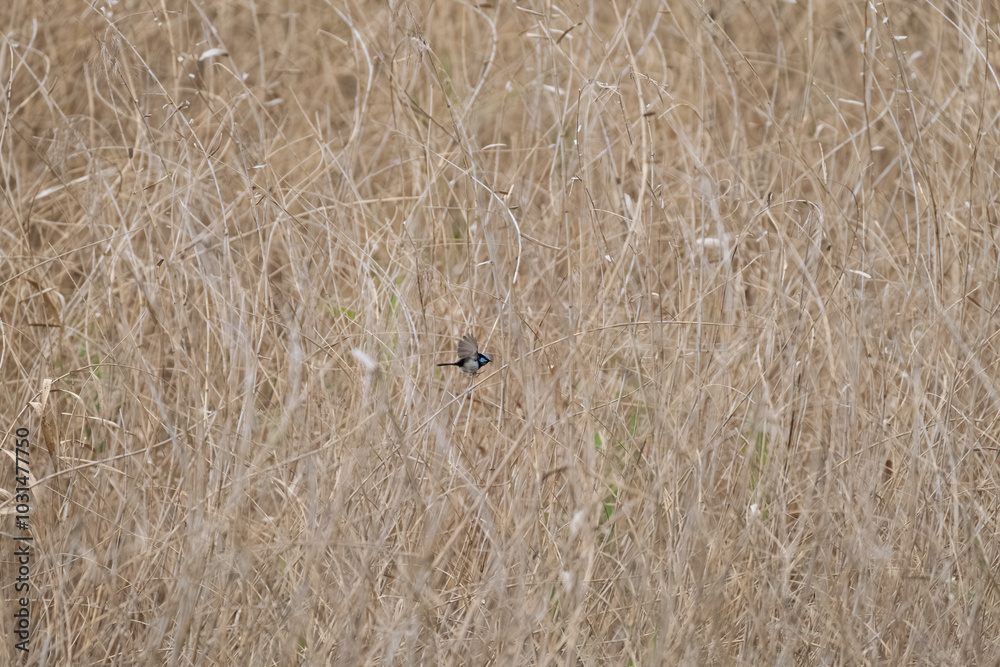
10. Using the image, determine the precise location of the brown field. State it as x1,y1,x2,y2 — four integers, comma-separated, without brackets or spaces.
2,0,1000,664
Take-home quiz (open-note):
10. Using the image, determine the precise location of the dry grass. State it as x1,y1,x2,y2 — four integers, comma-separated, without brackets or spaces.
2,0,1000,664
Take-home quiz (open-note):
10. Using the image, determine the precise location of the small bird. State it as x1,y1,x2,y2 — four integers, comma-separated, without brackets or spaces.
437,333,491,375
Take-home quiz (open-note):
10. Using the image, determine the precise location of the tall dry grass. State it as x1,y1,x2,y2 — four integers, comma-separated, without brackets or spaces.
1,0,999,663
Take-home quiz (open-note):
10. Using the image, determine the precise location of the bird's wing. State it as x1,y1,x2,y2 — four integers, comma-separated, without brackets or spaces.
457,334,478,359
